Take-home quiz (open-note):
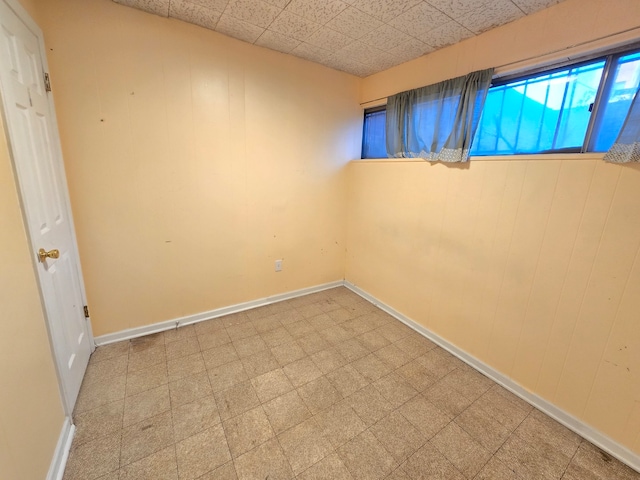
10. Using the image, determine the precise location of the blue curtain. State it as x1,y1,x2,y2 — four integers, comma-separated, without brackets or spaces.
386,68,494,162
604,84,640,163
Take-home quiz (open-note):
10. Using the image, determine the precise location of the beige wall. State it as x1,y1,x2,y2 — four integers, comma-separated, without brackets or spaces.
349,0,640,455
35,0,362,337
0,113,66,477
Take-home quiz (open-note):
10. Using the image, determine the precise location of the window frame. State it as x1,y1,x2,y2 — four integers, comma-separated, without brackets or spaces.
360,42,640,159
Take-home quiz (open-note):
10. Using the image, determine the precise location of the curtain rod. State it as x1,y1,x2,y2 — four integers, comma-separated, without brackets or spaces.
359,25,640,106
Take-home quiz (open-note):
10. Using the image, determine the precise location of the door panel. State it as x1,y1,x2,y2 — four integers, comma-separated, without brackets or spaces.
0,0,91,412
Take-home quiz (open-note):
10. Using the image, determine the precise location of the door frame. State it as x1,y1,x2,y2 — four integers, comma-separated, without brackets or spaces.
0,0,94,416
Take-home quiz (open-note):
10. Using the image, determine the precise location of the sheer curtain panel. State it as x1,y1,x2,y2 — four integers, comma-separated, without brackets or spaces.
386,68,494,162
603,84,640,163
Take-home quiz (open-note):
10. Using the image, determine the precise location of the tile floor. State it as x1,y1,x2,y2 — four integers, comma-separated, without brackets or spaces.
63,287,640,480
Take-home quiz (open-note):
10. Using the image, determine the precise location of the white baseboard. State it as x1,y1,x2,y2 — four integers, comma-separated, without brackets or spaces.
344,281,640,473
46,417,75,480
94,280,344,346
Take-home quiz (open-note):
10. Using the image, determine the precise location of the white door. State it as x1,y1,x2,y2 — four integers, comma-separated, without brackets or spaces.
0,0,91,413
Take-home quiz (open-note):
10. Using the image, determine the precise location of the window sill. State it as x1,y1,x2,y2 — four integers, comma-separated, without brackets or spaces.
355,152,606,163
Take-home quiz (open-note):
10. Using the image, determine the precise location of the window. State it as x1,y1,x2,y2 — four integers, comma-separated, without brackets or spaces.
361,45,640,158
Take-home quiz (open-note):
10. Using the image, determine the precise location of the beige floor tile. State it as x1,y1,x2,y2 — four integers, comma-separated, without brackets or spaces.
333,338,369,362
130,333,165,352
474,456,520,480
84,355,129,383
226,323,258,342
326,307,353,323
75,374,127,414
194,318,226,336
297,304,324,319
277,417,334,475
164,324,196,344
310,347,348,374
297,453,353,480
73,400,124,446
283,357,323,387
401,442,465,480
271,341,307,366
252,313,283,334
195,461,238,479
169,371,213,407
197,329,231,351
262,390,312,434
63,431,121,480
234,437,293,480
260,326,294,348
398,395,452,438
439,366,493,402
220,312,251,328
370,411,426,463
93,471,120,480
126,362,168,397
394,334,435,358
351,353,393,382
431,422,492,478
297,376,342,414
233,335,268,358
202,343,239,370
341,317,375,336
372,372,418,408
285,320,316,339
307,313,339,330
241,349,279,378
167,352,206,382
165,336,201,361
120,411,174,466
564,442,640,480
128,344,166,373
119,446,178,480
320,325,354,345
176,425,231,480
373,343,413,369
514,409,581,456
385,467,412,480
423,379,474,417
396,360,438,392
89,341,129,364
495,431,572,480
172,395,221,442
245,305,274,321
376,322,413,342
337,430,397,480
250,369,295,403
455,402,511,453
297,331,331,355
345,384,393,426
223,405,274,457
315,401,367,448
416,348,462,379
208,360,248,392
326,364,369,397
356,330,391,352
123,384,171,426
276,308,305,325
215,380,261,421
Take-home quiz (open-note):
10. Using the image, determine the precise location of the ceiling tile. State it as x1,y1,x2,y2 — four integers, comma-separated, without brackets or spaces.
187,0,229,11
255,30,301,53
285,0,348,25
215,13,264,42
456,0,524,34
268,11,321,41
424,0,487,18
291,42,332,63
305,27,353,51
324,54,373,77
337,41,390,67
386,37,433,64
348,0,422,23
223,0,281,28
325,6,383,39
419,20,473,48
359,24,413,52
388,2,451,39
114,0,170,17
169,0,221,29
512,0,561,14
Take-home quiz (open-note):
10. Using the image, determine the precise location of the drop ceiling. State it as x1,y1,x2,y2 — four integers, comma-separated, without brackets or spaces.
113,0,566,77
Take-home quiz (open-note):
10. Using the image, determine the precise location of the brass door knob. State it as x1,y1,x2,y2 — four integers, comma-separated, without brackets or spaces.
38,248,60,263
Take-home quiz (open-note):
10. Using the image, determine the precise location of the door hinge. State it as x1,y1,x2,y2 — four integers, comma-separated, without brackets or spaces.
83,305,90,318
44,72,51,92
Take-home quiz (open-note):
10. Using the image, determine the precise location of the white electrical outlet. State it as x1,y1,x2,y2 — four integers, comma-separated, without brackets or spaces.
275,259,283,272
